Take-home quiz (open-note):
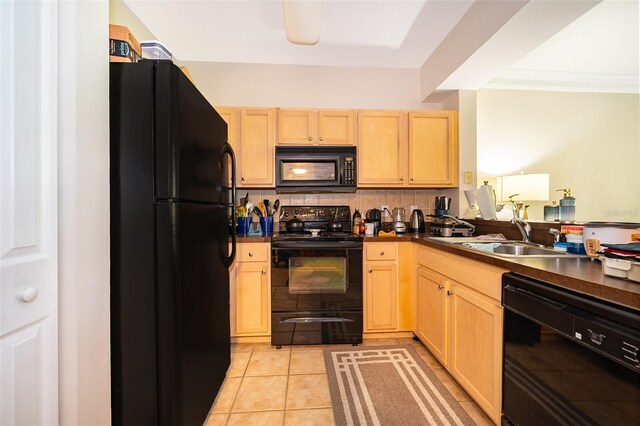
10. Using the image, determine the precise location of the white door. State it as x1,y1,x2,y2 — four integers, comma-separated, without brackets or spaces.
0,1,59,425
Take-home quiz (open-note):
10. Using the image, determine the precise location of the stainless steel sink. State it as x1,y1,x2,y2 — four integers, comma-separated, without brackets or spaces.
492,243,564,256
428,237,584,258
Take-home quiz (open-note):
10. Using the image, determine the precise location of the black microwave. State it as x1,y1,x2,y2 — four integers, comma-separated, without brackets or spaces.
275,146,357,193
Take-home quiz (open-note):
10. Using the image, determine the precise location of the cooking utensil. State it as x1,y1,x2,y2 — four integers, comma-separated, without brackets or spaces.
252,206,263,217
272,199,280,216
286,217,305,233
327,222,343,232
264,199,271,215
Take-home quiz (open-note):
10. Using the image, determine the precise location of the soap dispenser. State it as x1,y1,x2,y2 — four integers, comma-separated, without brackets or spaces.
556,188,576,222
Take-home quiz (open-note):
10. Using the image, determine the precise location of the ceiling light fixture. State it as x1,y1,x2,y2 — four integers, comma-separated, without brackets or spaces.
282,0,324,46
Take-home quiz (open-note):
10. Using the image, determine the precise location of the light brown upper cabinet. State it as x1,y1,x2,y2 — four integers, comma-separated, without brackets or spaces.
357,111,406,186
408,111,458,187
240,108,275,187
215,107,239,187
278,109,355,145
358,110,458,188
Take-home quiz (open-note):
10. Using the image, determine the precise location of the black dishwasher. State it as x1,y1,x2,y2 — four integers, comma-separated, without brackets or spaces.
502,273,639,425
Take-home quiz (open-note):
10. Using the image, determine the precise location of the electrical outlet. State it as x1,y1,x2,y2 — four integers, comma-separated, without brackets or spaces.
464,171,473,184
410,205,417,214
381,205,389,213
381,205,389,219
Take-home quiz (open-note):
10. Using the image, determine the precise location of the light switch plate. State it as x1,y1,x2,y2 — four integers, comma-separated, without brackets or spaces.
464,171,473,184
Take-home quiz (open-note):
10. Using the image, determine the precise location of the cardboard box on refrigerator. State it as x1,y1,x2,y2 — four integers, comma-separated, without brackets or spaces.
109,24,141,63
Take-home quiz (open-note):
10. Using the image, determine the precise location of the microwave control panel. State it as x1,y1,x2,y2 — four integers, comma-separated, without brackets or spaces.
342,156,356,185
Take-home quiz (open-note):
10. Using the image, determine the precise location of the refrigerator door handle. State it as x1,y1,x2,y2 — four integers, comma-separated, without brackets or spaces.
222,142,236,267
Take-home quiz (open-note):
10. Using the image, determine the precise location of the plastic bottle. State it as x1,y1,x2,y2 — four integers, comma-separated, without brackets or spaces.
352,209,362,234
556,188,576,223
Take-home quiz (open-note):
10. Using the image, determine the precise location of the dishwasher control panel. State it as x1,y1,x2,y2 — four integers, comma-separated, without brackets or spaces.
574,317,640,370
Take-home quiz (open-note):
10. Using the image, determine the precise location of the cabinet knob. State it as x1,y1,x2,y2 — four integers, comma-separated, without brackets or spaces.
368,269,373,273
410,177,414,181
438,284,444,290
241,177,245,182
379,251,384,256
447,290,454,296
308,136,313,141
399,177,404,181
319,136,323,142
262,269,266,275
21,287,39,303
248,252,253,257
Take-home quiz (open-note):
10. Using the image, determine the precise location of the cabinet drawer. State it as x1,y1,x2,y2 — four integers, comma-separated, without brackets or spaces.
237,243,269,262
365,242,397,261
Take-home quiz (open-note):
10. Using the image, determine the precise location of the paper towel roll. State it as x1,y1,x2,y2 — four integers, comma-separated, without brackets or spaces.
474,185,497,220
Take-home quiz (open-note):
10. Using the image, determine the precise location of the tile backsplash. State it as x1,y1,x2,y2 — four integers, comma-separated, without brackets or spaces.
241,189,445,221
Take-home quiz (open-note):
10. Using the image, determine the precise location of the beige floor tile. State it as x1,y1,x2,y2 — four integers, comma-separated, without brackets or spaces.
361,338,399,346
413,345,445,371
254,342,290,352
459,401,494,426
284,408,335,426
230,342,255,353
245,350,291,376
232,376,288,412
227,351,251,377
433,369,472,402
289,350,326,375
227,411,284,426
286,374,332,410
291,344,343,351
204,413,228,426
210,377,242,413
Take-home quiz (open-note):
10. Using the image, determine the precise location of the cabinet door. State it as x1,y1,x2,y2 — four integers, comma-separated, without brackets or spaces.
364,262,398,331
416,267,448,366
318,110,354,145
449,282,502,424
215,107,238,187
408,111,458,187
231,262,270,336
240,109,275,186
278,109,315,144
357,111,406,186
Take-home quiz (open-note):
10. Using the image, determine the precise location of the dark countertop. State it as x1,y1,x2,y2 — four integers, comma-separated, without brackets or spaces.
235,235,272,243
236,232,640,310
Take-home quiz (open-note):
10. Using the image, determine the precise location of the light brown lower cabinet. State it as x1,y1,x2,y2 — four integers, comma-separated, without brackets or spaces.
415,246,506,425
363,242,413,334
230,243,271,337
415,266,448,366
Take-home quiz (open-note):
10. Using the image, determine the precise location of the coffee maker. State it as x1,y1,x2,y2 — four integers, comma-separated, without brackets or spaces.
366,208,382,233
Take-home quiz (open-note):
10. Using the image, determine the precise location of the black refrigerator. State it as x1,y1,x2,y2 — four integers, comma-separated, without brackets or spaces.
110,60,237,425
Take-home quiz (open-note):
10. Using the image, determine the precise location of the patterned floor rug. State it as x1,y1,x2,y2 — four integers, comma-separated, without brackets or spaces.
323,345,476,426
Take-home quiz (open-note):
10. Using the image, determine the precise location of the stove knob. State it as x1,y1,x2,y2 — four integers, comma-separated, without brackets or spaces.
293,209,300,216
284,212,289,218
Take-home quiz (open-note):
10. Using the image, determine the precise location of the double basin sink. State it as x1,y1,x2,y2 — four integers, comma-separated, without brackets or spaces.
429,237,584,258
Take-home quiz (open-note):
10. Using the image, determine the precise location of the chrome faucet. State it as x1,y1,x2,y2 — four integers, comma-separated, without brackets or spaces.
549,228,561,244
512,218,532,242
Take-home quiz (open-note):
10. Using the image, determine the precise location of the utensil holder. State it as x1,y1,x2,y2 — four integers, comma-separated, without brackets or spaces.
237,217,251,236
435,209,449,216
260,216,274,235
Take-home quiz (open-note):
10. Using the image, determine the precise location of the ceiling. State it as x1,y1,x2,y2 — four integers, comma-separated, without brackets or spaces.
124,0,639,93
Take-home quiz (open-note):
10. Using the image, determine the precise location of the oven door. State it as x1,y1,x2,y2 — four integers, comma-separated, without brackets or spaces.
271,241,363,312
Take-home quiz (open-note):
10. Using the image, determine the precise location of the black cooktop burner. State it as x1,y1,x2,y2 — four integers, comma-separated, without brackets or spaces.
271,231,362,242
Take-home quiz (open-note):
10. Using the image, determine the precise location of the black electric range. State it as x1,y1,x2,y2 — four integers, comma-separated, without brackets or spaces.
270,205,363,347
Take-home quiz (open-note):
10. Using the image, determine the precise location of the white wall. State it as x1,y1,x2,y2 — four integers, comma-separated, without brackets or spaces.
180,61,441,110
58,1,111,424
477,89,640,222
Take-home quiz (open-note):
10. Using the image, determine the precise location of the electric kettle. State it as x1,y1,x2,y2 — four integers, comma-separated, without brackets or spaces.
409,209,425,233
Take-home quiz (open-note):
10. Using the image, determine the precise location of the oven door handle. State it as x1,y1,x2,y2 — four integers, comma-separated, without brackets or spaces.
280,317,354,324
271,242,362,250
